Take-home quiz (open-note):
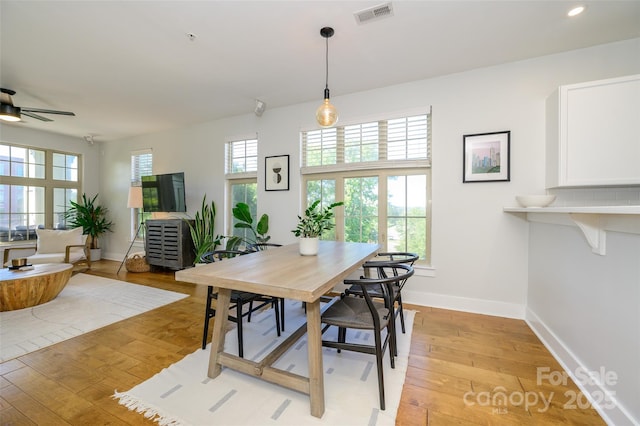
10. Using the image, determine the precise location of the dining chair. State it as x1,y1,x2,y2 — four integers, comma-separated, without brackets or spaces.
344,252,418,358
320,263,414,410
199,250,281,357
246,242,287,331
345,252,418,333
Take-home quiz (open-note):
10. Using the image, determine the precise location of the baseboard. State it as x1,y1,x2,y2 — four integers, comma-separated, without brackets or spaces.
101,251,122,262
402,290,525,319
525,308,638,426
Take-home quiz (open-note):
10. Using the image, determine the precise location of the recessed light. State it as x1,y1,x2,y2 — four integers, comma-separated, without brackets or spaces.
568,6,586,17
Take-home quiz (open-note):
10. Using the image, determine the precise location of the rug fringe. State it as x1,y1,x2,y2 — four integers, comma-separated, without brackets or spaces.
113,390,186,426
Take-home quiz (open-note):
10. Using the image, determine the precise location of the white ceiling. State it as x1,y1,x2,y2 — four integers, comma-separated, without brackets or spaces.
1,0,639,142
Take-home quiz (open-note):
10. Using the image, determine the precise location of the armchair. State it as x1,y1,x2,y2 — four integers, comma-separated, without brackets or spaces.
3,227,91,272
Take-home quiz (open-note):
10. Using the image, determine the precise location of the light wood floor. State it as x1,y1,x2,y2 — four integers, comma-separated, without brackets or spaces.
0,260,605,425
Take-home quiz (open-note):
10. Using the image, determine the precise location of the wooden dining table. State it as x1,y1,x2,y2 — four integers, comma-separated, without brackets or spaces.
175,240,379,418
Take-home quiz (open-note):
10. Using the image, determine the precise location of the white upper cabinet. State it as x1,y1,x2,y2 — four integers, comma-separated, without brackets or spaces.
546,74,640,188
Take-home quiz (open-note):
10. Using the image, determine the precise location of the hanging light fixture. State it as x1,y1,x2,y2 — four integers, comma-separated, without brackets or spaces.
0,103,21,122
316,26,338,127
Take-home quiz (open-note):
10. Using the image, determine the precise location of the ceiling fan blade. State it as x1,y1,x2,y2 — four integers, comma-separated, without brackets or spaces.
21,111,53,122
21,107,75,116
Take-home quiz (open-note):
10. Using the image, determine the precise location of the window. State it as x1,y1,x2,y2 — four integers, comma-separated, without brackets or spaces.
225,138,258,240
130,149,153,239
0,143,82,243
301,112,431,264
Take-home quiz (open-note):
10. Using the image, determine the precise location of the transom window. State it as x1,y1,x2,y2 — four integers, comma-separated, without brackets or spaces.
226,138,257,175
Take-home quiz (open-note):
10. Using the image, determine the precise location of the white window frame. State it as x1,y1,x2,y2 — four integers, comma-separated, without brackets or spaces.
1,143,82,245
300,111,432,265
130,149,152,241
225,138,258,236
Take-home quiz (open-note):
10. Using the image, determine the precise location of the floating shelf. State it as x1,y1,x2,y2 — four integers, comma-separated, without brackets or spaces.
504,205,640,255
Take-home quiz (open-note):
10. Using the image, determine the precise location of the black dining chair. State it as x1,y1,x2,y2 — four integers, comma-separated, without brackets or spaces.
199,250,281,357
346,252,418,329
246,242,287,331
321,263,414,410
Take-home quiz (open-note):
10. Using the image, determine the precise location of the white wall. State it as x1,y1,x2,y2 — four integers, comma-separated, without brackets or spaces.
527,223,640,425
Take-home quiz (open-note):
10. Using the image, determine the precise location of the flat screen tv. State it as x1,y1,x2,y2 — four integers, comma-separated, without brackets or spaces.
141,172,187,213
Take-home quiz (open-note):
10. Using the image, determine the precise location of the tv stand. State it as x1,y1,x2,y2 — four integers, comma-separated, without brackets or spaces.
145,219,195,269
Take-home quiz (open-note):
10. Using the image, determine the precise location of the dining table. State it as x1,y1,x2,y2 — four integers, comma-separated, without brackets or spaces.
175,240,379,418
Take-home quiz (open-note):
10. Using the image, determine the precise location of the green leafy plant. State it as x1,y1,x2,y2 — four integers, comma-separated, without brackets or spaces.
226,202,269,250
64,193,113,249
186,195,221,263
291,200,343,238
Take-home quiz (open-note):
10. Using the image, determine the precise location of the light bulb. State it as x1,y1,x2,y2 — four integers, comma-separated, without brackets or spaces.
316,98,338,127
0,114,21,122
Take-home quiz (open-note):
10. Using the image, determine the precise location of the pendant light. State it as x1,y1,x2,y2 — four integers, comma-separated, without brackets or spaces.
316,27,338,127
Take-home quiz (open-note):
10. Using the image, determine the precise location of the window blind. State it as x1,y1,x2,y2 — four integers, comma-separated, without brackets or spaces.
301,113,430,174
225,138,258,177
131,149,152,185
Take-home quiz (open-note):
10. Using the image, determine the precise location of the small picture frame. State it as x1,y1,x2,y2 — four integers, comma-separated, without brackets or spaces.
463,131,510,183
265,155,289,191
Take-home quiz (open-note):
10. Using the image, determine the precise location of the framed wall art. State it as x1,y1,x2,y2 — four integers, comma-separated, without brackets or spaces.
463,130,510,183
265,155,289,191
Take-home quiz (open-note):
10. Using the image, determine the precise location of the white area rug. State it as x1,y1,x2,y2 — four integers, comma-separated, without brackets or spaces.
114,300,414,426
0,273,188,362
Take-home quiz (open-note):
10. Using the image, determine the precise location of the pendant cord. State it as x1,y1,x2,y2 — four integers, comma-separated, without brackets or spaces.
325,35,329,90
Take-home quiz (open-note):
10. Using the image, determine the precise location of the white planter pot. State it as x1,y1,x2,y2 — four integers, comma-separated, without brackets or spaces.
90,248,101,261
299,237,319,256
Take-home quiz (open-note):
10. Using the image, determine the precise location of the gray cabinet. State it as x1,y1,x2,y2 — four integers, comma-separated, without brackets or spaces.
145,219,195,269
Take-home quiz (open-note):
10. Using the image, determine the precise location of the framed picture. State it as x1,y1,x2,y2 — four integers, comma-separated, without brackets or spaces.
463,130,510,183
265,155,289,191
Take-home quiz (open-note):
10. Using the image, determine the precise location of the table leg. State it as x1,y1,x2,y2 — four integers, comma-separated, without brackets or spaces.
305,299,325,418
208,287,231,378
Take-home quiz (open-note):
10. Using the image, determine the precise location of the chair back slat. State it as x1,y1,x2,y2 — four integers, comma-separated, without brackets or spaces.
200,250,247,263
247,243,283,252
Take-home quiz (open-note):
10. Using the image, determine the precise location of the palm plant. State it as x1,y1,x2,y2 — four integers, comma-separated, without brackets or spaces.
64,193,113,249
186,196,221,263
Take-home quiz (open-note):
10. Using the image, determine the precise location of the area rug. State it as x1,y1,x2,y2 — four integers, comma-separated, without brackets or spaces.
0,273,188,362
114,300,414,426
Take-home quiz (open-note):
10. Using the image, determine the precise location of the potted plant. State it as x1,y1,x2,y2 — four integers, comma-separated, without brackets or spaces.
64,193,114,260
291,200,343,255
226,202,270,251
186,195,221,264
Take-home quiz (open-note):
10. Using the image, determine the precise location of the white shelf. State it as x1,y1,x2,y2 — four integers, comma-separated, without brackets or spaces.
504,205,640,255
503,205,640,214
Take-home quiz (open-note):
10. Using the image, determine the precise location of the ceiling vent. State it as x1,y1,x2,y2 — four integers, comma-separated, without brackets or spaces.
354,3,394,25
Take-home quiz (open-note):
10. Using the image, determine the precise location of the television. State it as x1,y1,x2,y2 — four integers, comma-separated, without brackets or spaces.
141,172,187,213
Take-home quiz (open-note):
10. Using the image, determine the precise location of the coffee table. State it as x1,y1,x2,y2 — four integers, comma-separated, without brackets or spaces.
0,263,73,311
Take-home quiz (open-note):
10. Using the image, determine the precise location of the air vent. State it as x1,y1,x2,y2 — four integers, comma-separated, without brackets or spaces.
354,3,394,25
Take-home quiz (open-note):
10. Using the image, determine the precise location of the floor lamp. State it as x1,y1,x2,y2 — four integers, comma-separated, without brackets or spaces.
117,186,144,274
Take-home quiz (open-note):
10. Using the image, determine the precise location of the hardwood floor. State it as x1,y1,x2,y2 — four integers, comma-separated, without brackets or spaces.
1,260,605,425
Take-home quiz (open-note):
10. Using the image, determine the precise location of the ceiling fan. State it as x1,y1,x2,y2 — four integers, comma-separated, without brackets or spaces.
0,88,75,122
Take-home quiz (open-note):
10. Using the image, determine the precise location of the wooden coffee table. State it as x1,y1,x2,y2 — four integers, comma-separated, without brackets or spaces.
0,263,73,311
